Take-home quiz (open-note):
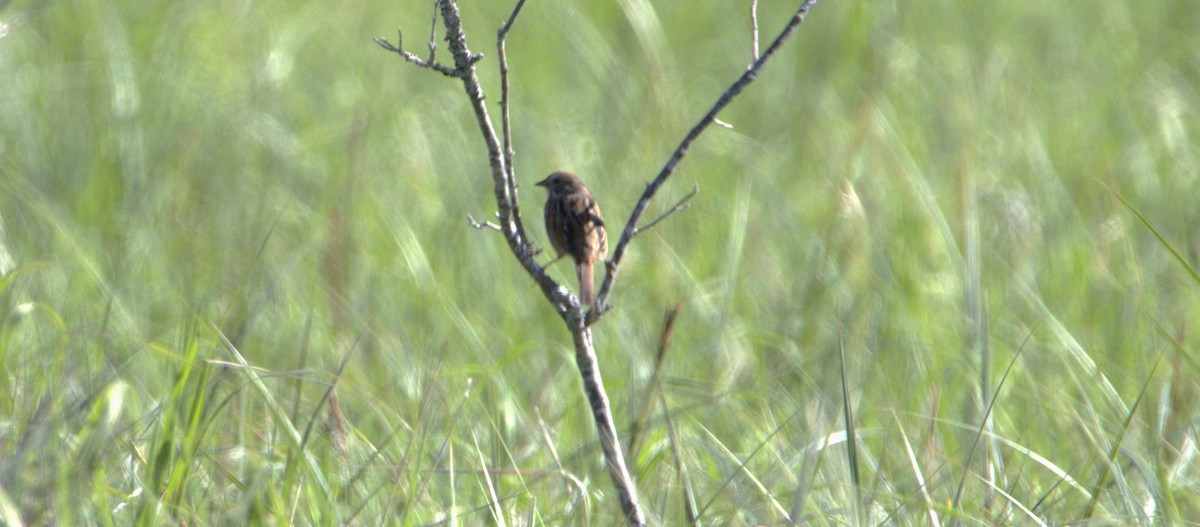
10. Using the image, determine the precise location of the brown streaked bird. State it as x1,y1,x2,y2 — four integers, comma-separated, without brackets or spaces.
536,171,608,307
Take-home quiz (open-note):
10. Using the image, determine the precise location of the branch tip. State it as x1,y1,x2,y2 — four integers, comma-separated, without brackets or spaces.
427,0,440,60
373,30,402,52
375,32,461,78
466,213,503,231
499,0,529,37
634,185,700,236
592,0,820,319
750,0,761,62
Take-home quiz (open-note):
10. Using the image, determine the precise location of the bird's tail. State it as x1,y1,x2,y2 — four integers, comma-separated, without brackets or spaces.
578,261,594,307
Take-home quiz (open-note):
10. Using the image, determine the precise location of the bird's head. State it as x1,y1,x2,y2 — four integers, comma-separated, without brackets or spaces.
536,172,585,195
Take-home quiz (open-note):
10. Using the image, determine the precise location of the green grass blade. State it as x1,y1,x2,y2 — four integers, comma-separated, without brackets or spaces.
207,321,334,515
1083,352,1163,518
1109,186,1200,288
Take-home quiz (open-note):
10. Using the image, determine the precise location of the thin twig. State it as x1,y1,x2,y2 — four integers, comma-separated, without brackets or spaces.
499,0,528,36
498,0,531,252
634,185,699,236
433,0,560,312
466,214,503,231
589,0,822,323
374,31,461,78
427,0,439,61
750,0,760,62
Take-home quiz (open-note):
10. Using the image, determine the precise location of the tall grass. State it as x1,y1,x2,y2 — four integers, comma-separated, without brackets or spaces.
1,0,1198,524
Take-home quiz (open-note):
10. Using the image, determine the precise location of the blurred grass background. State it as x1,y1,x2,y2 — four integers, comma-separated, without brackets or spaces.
1,0,1199,524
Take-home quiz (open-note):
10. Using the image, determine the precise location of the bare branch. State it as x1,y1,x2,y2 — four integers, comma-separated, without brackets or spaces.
375,3,567,316
751,0,761,62
571,321,643,524
589,0,822,323
499,0,528,36
634,185,699,236
374,31,461,78
380,1,822,523
427,0,439,61
432,0,559,308
498,0,531,252
428,2,645,521
466,214,503,231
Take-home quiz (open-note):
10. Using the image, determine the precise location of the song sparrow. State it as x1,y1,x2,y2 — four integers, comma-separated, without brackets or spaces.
536,172,608,307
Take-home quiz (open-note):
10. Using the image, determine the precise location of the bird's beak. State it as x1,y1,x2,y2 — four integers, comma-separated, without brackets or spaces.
535,177,550,188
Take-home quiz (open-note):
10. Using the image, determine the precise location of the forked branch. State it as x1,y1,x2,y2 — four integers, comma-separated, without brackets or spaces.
635,185,699,236
588,0,822,324
377,0,821,523
377,1,644,524
374,30,461,78
378,0,568,312
498,0,531,254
